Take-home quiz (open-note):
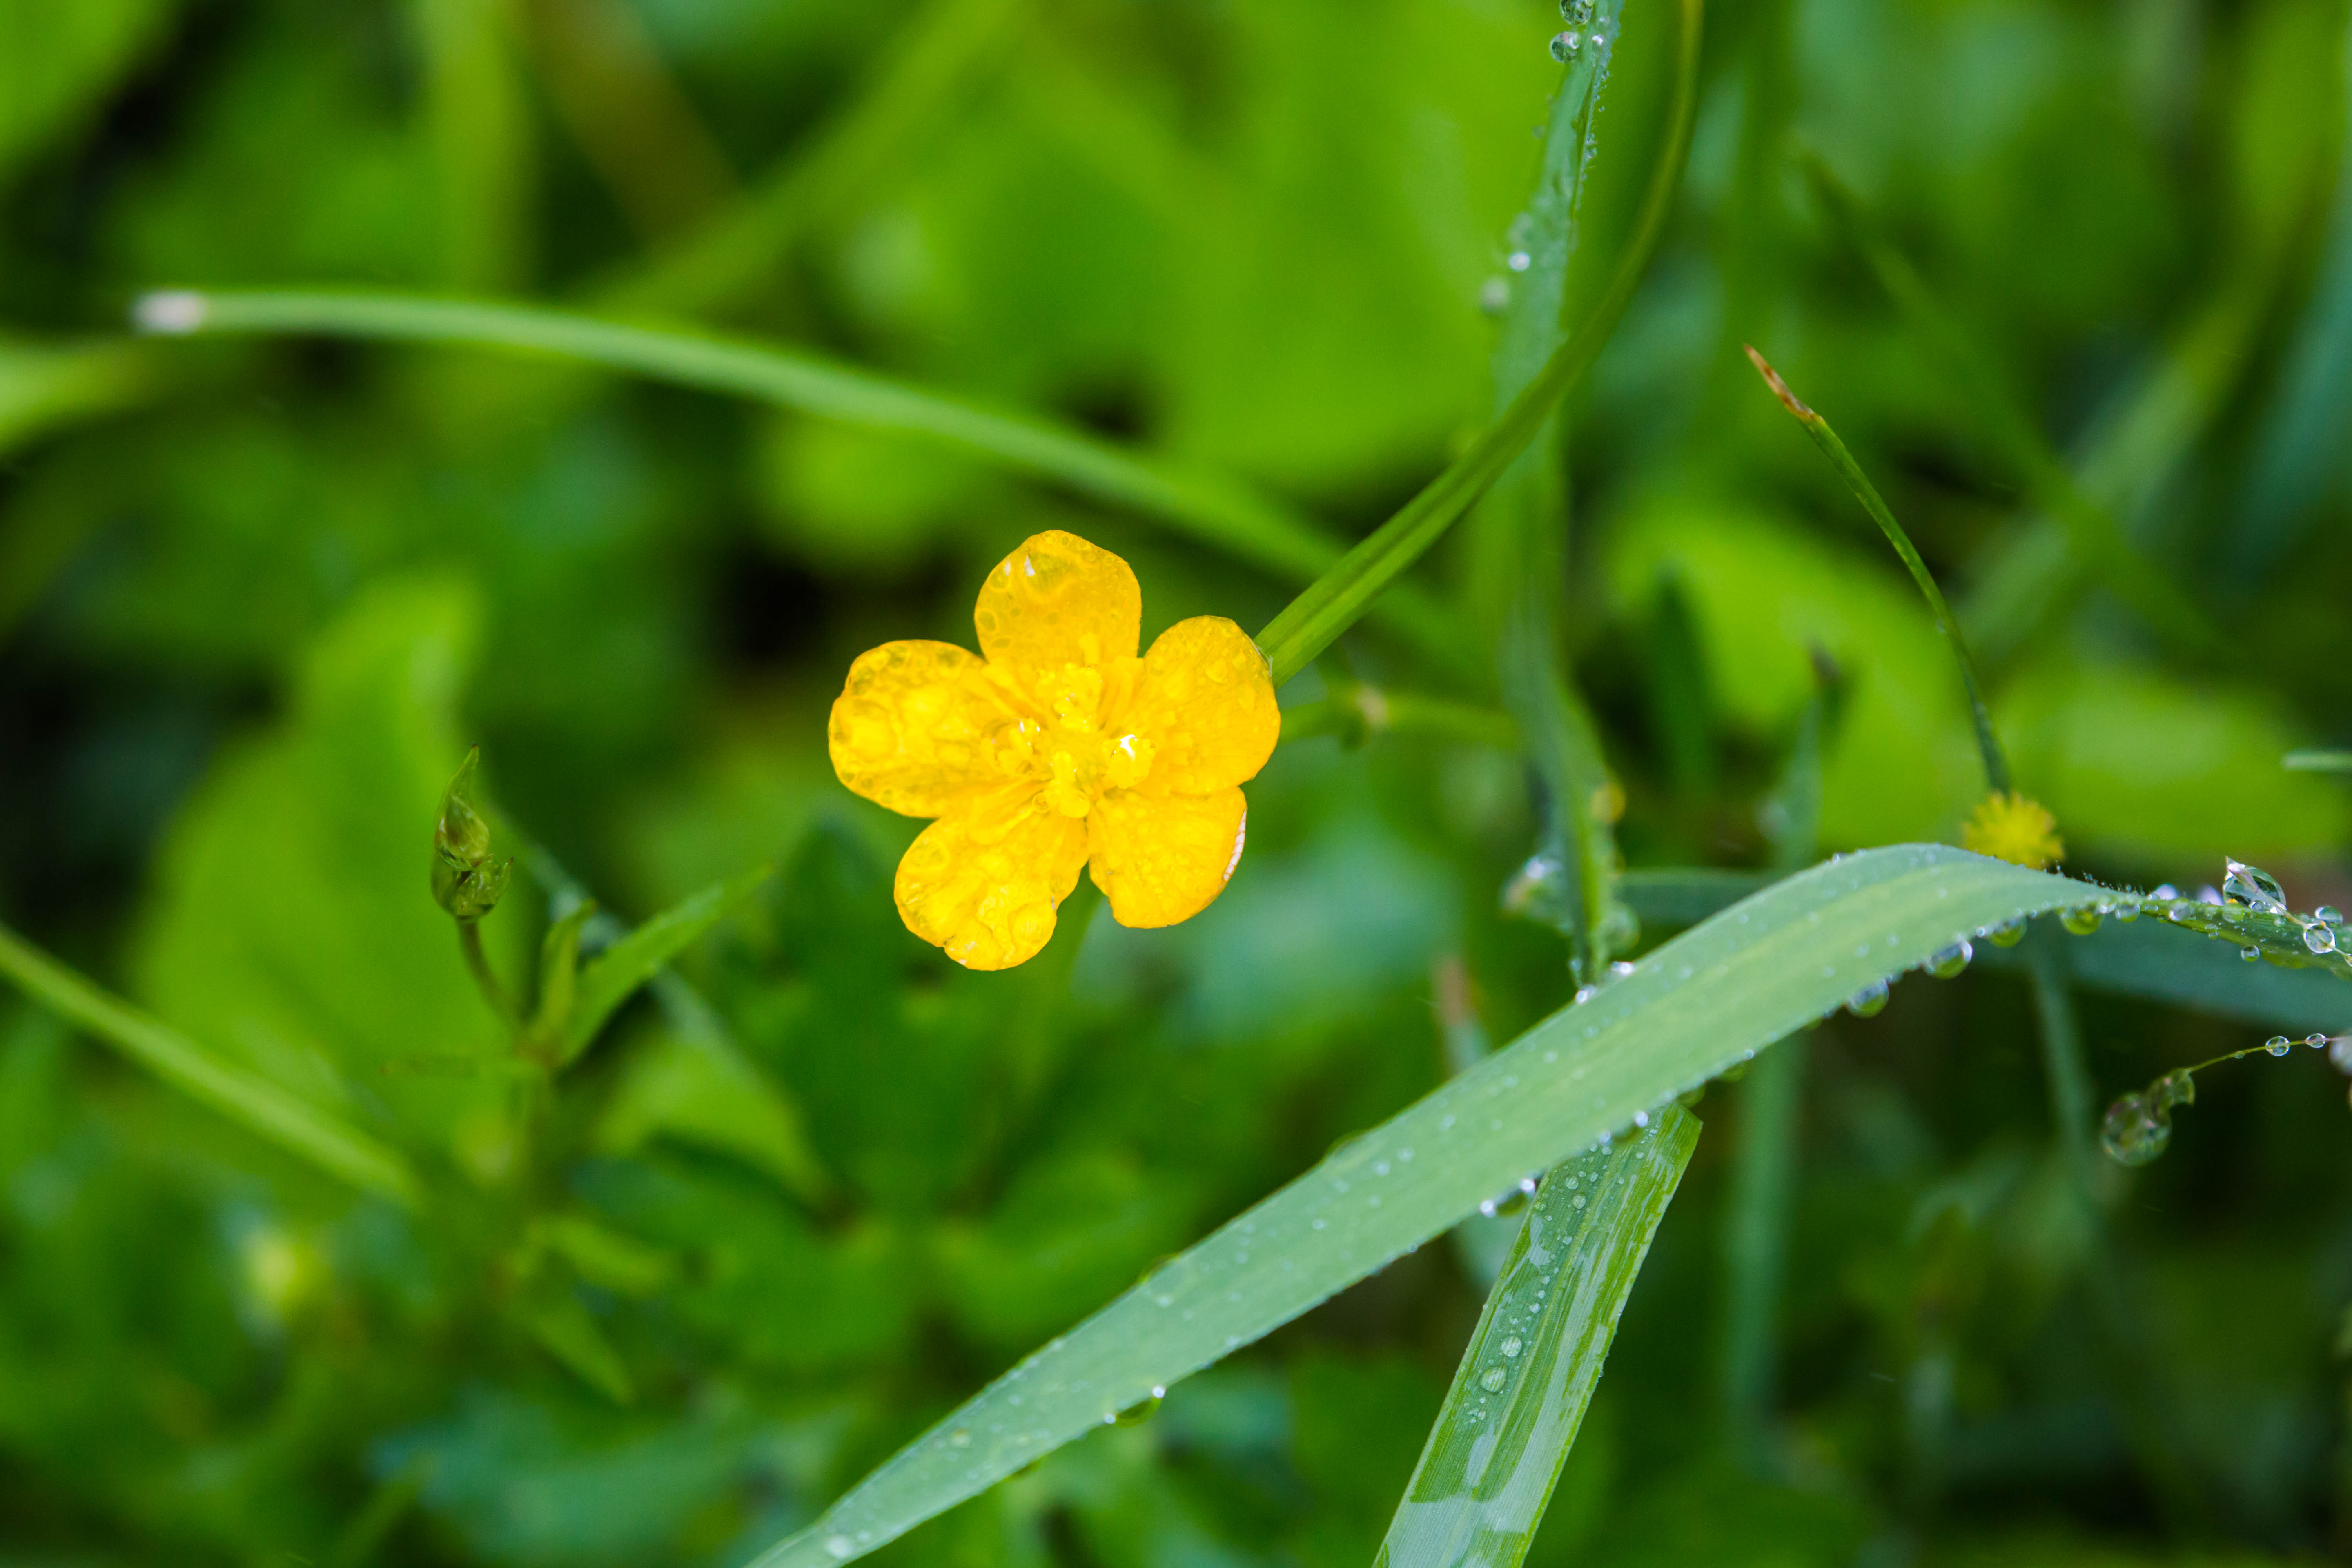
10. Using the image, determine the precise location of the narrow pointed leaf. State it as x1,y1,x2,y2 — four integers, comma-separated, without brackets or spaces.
1376,1104,1697,1568
0,922,421,1204
561,865,773,1062
748,845,2099,1568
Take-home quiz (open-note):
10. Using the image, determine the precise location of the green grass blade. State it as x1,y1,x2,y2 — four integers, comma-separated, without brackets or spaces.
128,287,1460,663
0,338,153,455
1744,347,2008,794
0,922,421,1204
2284,749,2352,772
1252,0,1702,686
1374,1105,1697,1568
746,844,2098,1568
1628,865,2352,1031
559,864,774,1063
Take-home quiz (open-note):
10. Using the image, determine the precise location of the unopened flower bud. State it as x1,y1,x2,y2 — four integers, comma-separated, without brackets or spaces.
432,746,512,920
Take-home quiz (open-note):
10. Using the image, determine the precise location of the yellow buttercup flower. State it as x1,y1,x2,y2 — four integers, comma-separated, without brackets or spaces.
1960,790,2065,871
829,530,1281,970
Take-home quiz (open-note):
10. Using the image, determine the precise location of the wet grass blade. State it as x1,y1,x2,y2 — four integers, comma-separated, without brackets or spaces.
128,288,1460,664
0,922,421,1204
1627,865,2352,1031
1252,0,1702,685
1374,1105,1697,1568
746,844,2101,1568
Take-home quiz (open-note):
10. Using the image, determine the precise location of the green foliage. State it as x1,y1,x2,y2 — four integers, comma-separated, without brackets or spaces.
12,0,2352,1564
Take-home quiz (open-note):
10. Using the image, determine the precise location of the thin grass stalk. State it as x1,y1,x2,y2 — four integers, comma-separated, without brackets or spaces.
1743,346,2009,794
130,287,1465,666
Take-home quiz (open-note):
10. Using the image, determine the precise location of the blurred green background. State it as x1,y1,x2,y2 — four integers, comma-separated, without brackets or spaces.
7,0,2352,1561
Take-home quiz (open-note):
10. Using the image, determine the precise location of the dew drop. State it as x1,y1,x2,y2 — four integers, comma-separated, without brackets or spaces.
2241,945,2262,963
2305,920,2339,956
2320,905,2345,927
1479,277,1510,315
1927,938,1973,979
1550,29,1582,60
1846,978,1890,1018
2307,1034,2331,1050
2224,858,2290,915
949,1429,972,1448
2152,884,2179,902
826,1539,855,1561
2116,896,2141,923
2060,905,2102,936
1507,249,1533,272
1987,918,2027,948
1480,1368,1508,1393
1500,1335,1524,1359
2267,1036,2293,1057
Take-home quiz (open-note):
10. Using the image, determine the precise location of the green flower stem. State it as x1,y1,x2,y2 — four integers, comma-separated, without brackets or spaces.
0,921,421,1204
129,288,1461,666
1744,347,2009,794
1278,687,1520,749
1252,0,1704,686
457,918,517,1029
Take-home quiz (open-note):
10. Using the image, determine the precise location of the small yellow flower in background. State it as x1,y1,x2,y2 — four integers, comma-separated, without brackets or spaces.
1960,790,2065,871
829,530,1281,970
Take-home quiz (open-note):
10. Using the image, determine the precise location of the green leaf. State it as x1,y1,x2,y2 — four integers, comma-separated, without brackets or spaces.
531,898,598,1042
560,865,774,1063
0,922,421,1204
746,844,2100,1567
1374,1104,1697,1568
516,1284,636,1404
595,1023,833,1202
130,288,1461,662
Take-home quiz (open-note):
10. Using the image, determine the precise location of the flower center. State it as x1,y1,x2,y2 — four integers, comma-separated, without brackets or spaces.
1013,659,1154,817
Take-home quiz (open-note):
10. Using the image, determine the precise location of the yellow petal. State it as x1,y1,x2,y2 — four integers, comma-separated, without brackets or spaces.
973,530,1141,678
1087,787,1248,929
1120,617,1279,795
895,787,1089,969
830,640,1024,817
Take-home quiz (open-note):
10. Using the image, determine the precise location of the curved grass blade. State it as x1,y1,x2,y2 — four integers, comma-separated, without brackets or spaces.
748,844,2100,1568
1376,1105,1697,1568
1744,347,2007,793
127,288,1460,664
1253,0,1703,686
0,922,421,1204
559,863,774,1064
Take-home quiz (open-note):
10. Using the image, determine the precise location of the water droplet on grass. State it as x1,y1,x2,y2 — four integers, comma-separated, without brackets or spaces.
1927,939,1973,978
1550,29,1582,60
1480,1368,1508,1392
2267,1036,2293,1056
2241,945,2262,962
2061,905,2103,936
2305,921,2339,955
1846,978,1890,1018
1500,1335,1524,1359
1987,919,2027,947
2224,858,2289,914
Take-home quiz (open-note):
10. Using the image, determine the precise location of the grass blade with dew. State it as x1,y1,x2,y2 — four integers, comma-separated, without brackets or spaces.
127,288,1463,667
745,844,2103,1568
1795,150,2221,660
1633,864,2352,1034
558,863,774,1064
0,921,421,1204
1252,0,1703,686
1745,346,2007,793
1373,1105,1698,1568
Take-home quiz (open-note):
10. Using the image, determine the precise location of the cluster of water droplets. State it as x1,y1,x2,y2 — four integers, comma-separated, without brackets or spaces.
1550,0,1599,61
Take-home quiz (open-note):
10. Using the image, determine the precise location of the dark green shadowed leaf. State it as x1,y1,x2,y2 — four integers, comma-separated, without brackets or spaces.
1374,1104,1697,1568
748,844,2098,1566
